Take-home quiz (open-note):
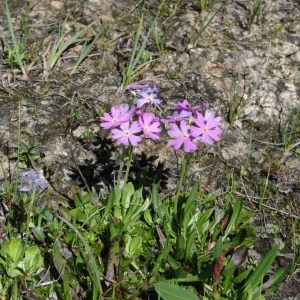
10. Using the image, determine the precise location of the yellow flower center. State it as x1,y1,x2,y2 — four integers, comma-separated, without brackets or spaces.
124,131,130,136
182,134,188,139
112,118,118,123
203,127,208,133
145,126,149,132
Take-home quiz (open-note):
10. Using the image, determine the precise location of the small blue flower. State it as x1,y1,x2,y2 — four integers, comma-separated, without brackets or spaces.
136,88,161,108
19,170,47,193
126,83,161,108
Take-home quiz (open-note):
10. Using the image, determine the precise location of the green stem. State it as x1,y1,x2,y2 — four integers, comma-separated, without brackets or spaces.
174,153,191,215
124,146,133,187
117,148,126,187
25,198,33,245
117,146,133,188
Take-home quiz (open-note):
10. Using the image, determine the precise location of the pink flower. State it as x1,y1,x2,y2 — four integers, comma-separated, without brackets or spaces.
175,100,205,115
204,110,222,123
111,121,142,146
138,112,161,140
167,120,197,152
191,111,223,145
161,110,191,124
100,104,133,129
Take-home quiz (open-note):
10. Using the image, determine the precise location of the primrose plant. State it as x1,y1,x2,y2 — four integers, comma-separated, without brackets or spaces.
100,84,223,213
97,84,286,299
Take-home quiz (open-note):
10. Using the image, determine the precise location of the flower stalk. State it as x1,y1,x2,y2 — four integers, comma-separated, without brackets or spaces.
117,148,126,187
124,146,134,187
174,152,192,215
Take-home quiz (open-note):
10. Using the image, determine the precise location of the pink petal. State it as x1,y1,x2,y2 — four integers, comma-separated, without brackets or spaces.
111,129,124,140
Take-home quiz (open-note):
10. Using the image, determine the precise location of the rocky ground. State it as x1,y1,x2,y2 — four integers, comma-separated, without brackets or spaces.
0,0,299,298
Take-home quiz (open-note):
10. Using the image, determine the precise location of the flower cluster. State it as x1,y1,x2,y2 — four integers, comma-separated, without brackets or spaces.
100,85,161,146
100,85,223,152
164,100,223,152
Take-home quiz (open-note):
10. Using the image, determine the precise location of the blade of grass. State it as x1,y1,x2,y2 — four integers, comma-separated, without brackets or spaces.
121,15,157,89
46,21,95,71
70,25,105,74
2,0,28,79
121,16,143,89
192,0,229,47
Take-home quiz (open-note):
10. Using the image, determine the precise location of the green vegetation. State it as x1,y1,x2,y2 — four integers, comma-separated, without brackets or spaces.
1,1,31,79
0,168,287,299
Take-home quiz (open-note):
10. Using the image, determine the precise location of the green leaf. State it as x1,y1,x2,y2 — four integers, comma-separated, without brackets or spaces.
213,236,223,260
0,239,25,278
63,268,72,300
20,246,44,275
151,244,172,276
233,269,252,284
73,192,92,207
113,186,122,219
100,187,115,223
151,173,166,221
31,226,45,242
184,231,197,262
243,245,280,290
122,190,146,227
144,209,153,225
122,182,135,214
260,267,287,295
6,263,23,278
197,207,214,234
223,263,236,291
48,22,94,70
154,282,198,300
185,182,199,209
3,1,28,78
57,215,103,294
241,284,253,300
128,236,143,257
182,182,198,240
0,238,25,263
223,198,243,239
52,241,66,276
131,197,150,220
175,234,185,260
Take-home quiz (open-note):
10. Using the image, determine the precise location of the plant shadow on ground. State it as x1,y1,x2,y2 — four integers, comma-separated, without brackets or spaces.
68,135,169,196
